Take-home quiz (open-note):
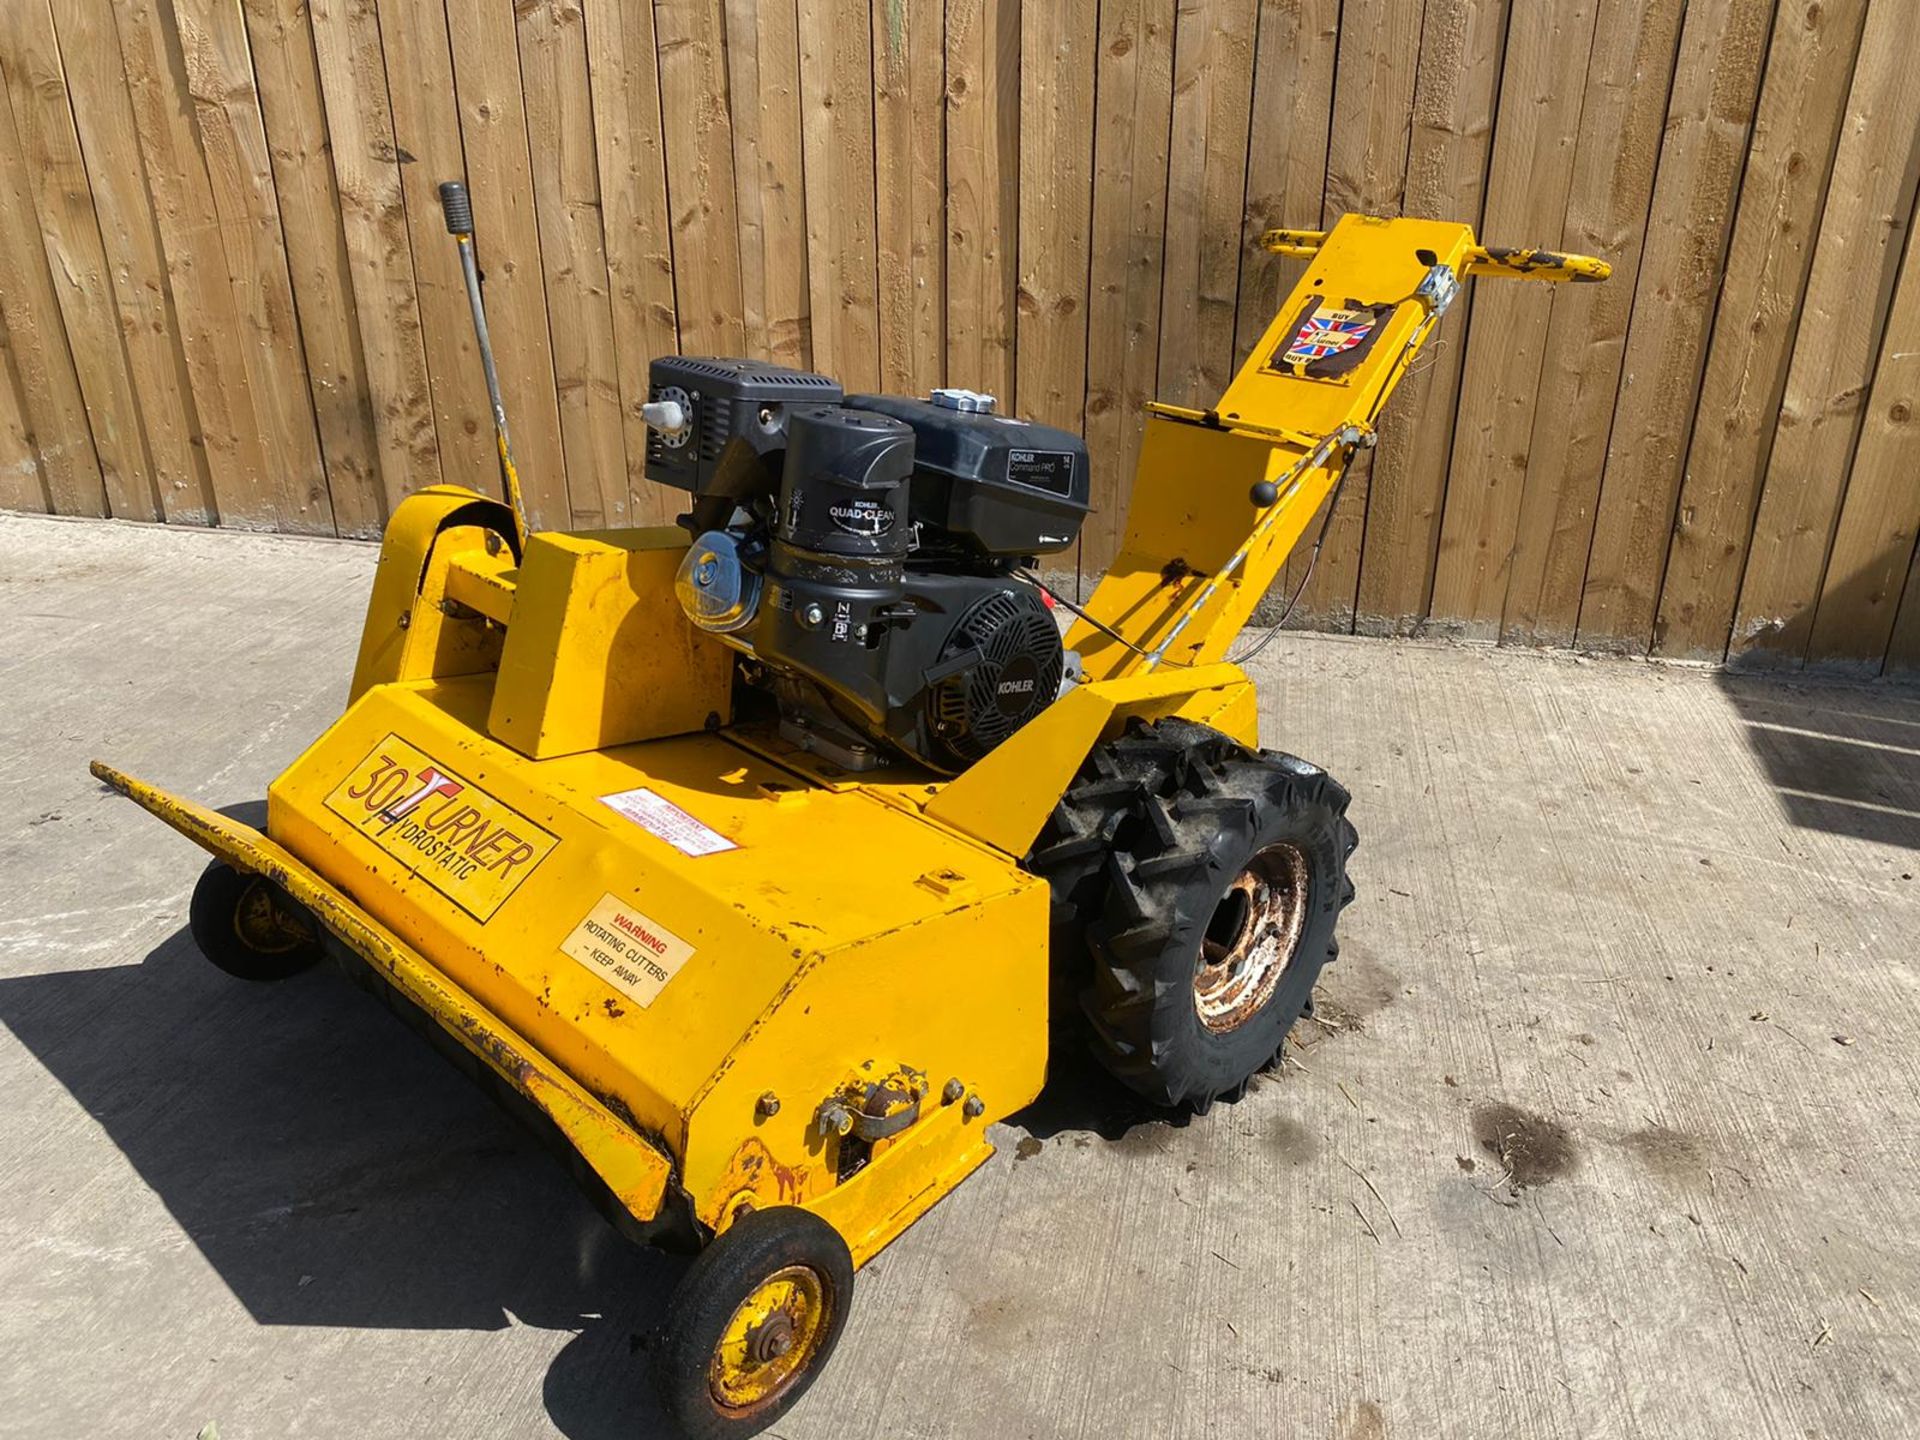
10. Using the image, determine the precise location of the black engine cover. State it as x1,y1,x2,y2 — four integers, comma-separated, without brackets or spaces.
847,393,1090,559
922,587,1064,766
755,569,1062,774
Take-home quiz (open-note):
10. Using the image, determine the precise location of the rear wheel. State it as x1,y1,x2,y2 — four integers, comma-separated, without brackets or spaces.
654,1207,853,1440
188,859,325,982
1032,718,1357,1111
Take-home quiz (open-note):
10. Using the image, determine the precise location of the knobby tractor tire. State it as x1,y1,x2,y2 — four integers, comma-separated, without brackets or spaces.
1029,717,1357,1112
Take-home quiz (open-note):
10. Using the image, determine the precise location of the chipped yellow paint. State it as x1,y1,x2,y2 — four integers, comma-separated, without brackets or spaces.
87,759,674,1225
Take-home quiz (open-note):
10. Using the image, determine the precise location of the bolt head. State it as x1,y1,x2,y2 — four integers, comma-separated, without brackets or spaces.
942,1078,965,1105
962,1094,985,1119
755,1092,780,1118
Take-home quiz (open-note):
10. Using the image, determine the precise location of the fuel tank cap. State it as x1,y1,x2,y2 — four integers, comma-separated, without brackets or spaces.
929,387,998,415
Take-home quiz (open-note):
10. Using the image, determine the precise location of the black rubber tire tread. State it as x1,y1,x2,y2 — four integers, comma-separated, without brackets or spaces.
188,859,326,983
1071,717,1357,1111
1027,717,1241,937
654,1207,854,1440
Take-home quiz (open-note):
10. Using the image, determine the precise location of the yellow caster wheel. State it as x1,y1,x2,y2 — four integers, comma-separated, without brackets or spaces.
655,1207,854,1439
188,858,325,983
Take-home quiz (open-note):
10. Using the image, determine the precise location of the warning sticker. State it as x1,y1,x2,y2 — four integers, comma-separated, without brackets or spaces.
599,787,737,857
324,734,558,922
560,893,695,1009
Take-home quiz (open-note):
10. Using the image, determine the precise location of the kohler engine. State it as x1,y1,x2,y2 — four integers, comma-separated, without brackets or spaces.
642,357,1090,773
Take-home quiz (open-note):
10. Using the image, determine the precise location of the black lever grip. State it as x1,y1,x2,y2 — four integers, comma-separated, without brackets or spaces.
438,181,474,237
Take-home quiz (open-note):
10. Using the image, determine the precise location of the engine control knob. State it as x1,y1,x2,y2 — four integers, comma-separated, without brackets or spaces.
1250,480,1280,507
642,390,691,446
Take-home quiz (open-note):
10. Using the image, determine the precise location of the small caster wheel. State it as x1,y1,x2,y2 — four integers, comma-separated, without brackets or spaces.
654,1206,854,1439
189,858,325,982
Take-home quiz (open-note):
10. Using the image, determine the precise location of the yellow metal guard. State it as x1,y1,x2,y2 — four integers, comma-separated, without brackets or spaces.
88,759,675,1227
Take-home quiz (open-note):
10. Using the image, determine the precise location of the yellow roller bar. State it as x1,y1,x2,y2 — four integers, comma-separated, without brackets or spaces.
1256,227,1612,283
89,759,674,1224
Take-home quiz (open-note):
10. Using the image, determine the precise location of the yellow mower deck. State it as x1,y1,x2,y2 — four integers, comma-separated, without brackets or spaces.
98,680,1074,1264
96,655,1261,1262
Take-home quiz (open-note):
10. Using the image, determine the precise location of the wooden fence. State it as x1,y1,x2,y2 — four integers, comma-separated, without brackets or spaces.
2,0,1918,674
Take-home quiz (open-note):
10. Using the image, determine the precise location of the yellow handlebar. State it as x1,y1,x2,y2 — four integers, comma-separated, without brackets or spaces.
1256,227,1612,284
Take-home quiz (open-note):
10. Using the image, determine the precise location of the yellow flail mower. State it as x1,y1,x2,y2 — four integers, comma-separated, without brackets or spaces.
95,193,1604,1437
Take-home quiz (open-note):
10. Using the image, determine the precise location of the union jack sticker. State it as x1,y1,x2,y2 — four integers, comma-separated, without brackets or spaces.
1281,308,1375,367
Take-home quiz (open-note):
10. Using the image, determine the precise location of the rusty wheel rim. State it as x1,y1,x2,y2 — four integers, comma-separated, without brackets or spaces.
1193,842,1311,1034
708,1265,830,1414
232,878,314,956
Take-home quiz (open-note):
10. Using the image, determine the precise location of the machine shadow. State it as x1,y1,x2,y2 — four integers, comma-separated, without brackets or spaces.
1715,669,1920,852
1008,1022,1190,1144
1710,538,1920,853
0,917,685,1439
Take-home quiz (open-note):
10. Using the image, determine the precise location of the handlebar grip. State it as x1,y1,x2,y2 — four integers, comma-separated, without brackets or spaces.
1467,246,1611,283
438,181,474,237
1256,227,1328,258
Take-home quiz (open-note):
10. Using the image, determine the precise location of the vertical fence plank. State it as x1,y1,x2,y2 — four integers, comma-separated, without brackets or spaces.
116,0,281,523
307,0,443,520
1497,0,1686,647
725,0,810,367
239,0,381,534
0,107,100,519
1235,0,1338,373
373,0,492,507
175,0,335,531
0,312,52,513
1285,0,1427,629
1428,0,1600,639
1352,0,1508,634
1015,0,1097,436
873,0,946,395
1320,0,1424,220
1575,0,1775,653
656,0,746,358
1887,533,1920,675
517,0,632,528
57,0,216,525
945,0,1019,400
1081,0,1176,577
1731,0,1920,666
1,0,156,520
1157,0,1259,409
443,1,571,529
1806,212,1920,671
589,0,682,524
796,0,882,391
1653,0,1870,660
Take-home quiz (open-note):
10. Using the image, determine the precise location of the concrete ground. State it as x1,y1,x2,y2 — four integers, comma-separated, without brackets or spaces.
2,509,1917,1440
